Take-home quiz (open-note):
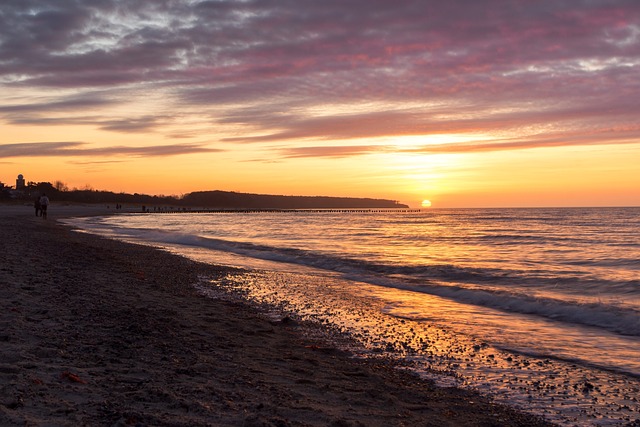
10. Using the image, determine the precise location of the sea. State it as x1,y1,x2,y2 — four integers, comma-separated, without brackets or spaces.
63,207,640,426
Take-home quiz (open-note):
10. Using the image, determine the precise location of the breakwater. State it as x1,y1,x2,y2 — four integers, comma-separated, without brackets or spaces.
139,207,423,214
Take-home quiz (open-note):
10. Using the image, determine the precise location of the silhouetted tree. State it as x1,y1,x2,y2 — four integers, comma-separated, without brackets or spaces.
54,180,69,192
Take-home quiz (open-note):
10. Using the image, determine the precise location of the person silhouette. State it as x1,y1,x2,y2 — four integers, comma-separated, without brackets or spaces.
39,193,50,219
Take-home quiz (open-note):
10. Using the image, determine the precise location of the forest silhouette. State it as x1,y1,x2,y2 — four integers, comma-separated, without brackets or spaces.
1,181,408,209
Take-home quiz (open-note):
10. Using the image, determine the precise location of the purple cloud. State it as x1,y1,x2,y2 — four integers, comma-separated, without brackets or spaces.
0,94,114,113
0,0,638,155
0,141,223,158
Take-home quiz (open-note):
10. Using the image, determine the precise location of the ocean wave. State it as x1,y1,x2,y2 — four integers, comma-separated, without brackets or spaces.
109,228,640,337
384,280,640,337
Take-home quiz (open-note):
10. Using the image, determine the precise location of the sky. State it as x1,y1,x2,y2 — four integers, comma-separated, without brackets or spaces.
1,0,639,208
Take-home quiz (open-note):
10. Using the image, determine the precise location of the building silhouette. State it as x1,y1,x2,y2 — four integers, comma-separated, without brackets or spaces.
16,174,25,190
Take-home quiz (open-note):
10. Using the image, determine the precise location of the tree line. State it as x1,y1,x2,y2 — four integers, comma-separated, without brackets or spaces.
2,182,408,209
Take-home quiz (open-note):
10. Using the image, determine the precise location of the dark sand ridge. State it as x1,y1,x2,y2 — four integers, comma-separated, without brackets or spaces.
0,204,554,426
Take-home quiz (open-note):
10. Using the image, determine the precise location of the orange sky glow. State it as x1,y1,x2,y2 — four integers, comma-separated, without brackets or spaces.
1,1,639,208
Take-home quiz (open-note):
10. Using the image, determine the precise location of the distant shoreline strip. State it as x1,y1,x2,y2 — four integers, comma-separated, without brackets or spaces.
138,208,424,214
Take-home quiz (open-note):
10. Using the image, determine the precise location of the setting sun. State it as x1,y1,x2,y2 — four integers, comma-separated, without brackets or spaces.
421,200,432,208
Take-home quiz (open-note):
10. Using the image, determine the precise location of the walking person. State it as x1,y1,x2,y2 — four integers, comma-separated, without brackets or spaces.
39,193,50,219
34,197,41,216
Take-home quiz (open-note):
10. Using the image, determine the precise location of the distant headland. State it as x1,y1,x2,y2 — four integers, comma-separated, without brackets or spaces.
181,191,408,209
0,177,408,209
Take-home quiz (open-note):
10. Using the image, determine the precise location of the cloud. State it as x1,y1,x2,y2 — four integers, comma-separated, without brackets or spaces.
277,123,640,160
0,94,114,114
0,0,639,153
0,93,174,134
68,159,125,165
99,116,165,133
402,126,640,155
280,145,387,159
0,141,222,158
4,1,638,93
222,98,640,146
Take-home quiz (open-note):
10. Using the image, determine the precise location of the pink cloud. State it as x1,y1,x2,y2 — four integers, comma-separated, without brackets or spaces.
0,0,638,155
280,145,386,159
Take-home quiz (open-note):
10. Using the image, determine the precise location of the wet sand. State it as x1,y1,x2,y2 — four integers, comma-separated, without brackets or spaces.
0,203,554,426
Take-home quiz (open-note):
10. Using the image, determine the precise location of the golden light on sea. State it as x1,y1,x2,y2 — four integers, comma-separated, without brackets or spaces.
421,199,432,208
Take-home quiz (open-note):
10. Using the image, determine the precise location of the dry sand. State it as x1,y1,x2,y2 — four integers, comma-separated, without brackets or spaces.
0,203,554,426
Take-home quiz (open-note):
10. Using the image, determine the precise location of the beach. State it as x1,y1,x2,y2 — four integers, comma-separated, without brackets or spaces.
0,204,553,426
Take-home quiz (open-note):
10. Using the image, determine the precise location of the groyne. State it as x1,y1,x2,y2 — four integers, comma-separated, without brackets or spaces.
138,207,423,214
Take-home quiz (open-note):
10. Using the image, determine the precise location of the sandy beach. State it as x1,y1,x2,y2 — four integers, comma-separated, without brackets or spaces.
0,203,553,426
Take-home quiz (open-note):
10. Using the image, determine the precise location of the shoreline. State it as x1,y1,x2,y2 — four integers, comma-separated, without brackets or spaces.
0,204,553,426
